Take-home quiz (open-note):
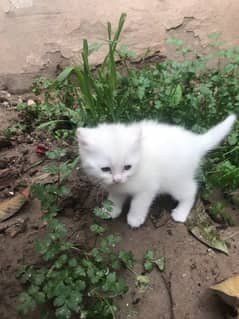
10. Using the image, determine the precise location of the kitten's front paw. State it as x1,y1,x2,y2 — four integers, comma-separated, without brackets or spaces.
171,208,187,223
109,206,122,219
127,213,145,228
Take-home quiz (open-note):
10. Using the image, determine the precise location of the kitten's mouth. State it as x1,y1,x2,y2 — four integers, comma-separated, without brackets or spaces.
102,178,127,186
112,179,126,185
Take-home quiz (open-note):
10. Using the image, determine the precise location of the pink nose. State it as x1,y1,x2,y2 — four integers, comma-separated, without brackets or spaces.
113,175,122,183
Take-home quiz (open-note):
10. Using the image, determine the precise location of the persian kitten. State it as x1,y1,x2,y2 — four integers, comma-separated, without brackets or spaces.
77,114,236,228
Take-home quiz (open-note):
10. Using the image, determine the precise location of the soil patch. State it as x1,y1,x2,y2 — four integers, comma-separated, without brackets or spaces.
0,95,239,319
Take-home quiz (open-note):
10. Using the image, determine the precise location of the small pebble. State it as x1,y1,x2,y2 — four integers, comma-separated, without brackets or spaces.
27,99,36,106
2,101,9,107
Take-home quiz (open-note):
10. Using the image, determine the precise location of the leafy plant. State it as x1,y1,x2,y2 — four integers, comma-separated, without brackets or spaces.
16,13,127,139
93,200,113,220
4,123,27,137
56,13,127,125
90,223,106,236
17,148,133,319
17,221,130,318
209,202,235,226
143,250,165,272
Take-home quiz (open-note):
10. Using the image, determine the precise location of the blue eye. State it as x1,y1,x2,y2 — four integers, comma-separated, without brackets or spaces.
101,167,111,172
124,165,132,171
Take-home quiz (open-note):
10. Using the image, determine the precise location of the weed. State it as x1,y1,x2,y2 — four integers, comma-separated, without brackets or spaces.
17,148,133,319
93,200,113,220
143,250,165,273
17,13,127,139
17,218,130,318
209,202,235,226
4,123,27,137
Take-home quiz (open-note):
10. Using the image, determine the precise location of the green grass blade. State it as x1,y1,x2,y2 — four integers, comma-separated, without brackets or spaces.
57,67,74,82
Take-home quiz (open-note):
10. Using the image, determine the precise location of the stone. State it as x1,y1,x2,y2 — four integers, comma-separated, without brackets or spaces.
27,99,36,106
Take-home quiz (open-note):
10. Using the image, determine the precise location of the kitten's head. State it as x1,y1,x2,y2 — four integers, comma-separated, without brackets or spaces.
77,123,142,186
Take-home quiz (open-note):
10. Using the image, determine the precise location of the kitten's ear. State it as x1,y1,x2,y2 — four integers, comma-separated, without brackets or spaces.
76,128,92,149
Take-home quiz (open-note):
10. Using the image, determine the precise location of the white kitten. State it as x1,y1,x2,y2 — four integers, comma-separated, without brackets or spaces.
77,114,236,228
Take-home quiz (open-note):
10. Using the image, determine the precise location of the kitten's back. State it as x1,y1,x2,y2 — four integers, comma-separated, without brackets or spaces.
134,115,236,185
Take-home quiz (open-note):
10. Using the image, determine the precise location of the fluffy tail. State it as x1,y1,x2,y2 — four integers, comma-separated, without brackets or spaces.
199,114,237,153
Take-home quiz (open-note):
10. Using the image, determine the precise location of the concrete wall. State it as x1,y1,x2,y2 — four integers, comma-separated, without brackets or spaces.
1,0,239,92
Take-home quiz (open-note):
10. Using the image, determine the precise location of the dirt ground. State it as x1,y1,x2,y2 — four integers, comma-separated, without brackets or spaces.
0,94,239,319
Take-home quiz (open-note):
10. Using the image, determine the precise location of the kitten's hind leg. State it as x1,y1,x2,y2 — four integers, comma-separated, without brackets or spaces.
108,192,126,219
171,180,197,223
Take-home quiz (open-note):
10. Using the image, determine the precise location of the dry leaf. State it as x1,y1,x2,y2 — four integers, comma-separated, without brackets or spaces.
210,275,239,311
190,225,228,255
0,187,30,222
136,275,150,294
187,199,228,255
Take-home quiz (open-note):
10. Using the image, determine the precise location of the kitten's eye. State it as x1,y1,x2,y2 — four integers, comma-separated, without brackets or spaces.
124,165,132,171
101,167,111,172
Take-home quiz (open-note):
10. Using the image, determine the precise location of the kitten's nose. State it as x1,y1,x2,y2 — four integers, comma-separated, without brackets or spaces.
113,174,122,183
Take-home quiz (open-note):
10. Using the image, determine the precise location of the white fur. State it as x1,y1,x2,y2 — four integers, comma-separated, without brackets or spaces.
77,114,236,228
